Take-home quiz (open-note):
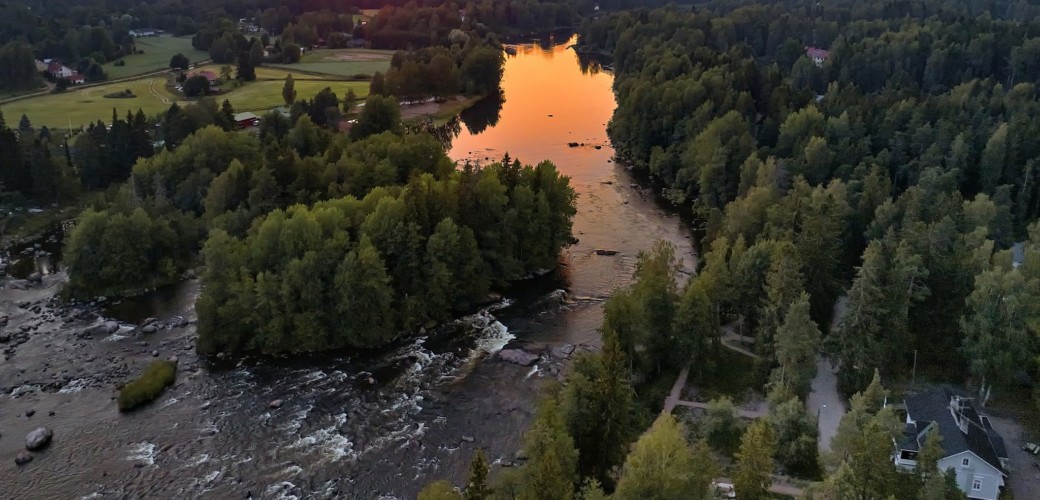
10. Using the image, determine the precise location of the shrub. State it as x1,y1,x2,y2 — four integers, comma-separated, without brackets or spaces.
118,360,177,411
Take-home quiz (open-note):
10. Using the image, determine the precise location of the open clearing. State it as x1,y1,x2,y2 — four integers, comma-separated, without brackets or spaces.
191,64,339,81
268,49,393,77
104,36,208,80
224,80,370,112
1,77,183,128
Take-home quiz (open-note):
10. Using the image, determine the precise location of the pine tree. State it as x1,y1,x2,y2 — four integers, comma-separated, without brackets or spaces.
734,419,776,500
464,449,491,500
772,292,821,397
562,336,637,488
282,74,296,105
917,426,944,479
518,395,578,500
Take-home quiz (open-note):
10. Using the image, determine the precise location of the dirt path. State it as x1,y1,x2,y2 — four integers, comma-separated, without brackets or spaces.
661,365,766,418
148,79,170,104
714,476,805,497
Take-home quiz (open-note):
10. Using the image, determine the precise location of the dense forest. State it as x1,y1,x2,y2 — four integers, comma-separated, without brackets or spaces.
416,0,1040,498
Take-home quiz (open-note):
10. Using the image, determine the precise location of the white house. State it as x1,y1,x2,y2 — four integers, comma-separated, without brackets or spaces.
894,387,1008,500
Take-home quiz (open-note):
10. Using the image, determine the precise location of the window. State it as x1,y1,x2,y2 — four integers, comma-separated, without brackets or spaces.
962,457,970,467
972,478,982,491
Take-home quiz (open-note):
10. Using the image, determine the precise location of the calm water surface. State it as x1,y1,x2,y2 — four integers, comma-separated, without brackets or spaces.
1,35,696,499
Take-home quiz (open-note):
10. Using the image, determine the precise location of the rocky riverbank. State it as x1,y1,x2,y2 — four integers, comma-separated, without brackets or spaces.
0,272,203,468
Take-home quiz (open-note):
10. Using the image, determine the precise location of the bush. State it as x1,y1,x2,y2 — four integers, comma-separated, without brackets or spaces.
118,360,177,411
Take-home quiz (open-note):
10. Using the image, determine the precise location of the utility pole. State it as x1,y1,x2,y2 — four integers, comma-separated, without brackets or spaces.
911,349,917,387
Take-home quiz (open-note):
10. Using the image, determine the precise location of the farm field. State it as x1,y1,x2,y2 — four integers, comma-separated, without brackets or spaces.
223,80,370,112
104,36,208,79
1,77,182,128
5,55,375,128
191,64,339,81
267,48,393,77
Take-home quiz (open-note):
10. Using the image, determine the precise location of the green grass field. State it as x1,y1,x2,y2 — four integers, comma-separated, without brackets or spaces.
104,36,208,80
267,48,393,77
192,64,339,82
1,77,182,128
225,80,370,112
5,53,375,128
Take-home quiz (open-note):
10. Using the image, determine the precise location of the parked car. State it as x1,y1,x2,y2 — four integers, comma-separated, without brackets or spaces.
711,481,736,499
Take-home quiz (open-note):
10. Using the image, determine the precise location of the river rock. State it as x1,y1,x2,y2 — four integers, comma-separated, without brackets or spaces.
25,409,35,417
141,317,158,327
269,399,284,409
0,333,9,343
27,272,42,283
15,452,33,465
497,349,539,366
551,344,576,359
151,350,159,357
595,249,618,256
25,427,53,450
142,324,158,334
461,435,475,443
103,321,119,334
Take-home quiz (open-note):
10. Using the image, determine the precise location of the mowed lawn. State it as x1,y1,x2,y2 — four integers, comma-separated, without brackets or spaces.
104,36,209,80
1,77,182,128
192,64,338,81
223,80,370,112
267,48,393,77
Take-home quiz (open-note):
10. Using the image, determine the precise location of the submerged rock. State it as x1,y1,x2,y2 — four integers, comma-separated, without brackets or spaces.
15,451,33,465
27,272,42,284
461,435,475,443
25,427,53,451
268,399,284,409
595,249,618,256
497,349,539,366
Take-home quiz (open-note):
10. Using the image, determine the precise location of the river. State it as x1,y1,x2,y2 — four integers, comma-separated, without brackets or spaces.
0,35,696,499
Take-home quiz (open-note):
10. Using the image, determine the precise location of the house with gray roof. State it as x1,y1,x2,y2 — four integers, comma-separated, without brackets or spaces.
894,386,1008,500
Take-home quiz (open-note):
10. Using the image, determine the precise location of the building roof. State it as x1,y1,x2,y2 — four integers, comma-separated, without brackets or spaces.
233,112,258,122
806,47,830,59
190,70,218,82
901,386,1007,474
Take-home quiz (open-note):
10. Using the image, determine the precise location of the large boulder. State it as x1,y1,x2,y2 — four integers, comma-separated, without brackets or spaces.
497,349,539,366
25,427,53,451
27,272,42,283
103,321,119,334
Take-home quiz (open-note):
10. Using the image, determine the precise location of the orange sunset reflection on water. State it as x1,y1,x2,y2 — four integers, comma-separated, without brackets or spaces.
447,34,617,186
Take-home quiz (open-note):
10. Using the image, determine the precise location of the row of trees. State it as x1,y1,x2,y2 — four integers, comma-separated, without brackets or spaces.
0,113,70,203
375,42,505,102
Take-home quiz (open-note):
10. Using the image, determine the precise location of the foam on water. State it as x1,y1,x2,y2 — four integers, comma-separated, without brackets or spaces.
58,378,91,393
160,397,179,408
279,404,313,434
182,453,210,468
264,481,301,500
126,442,157,466
288,424,356,462
8,384,39,397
